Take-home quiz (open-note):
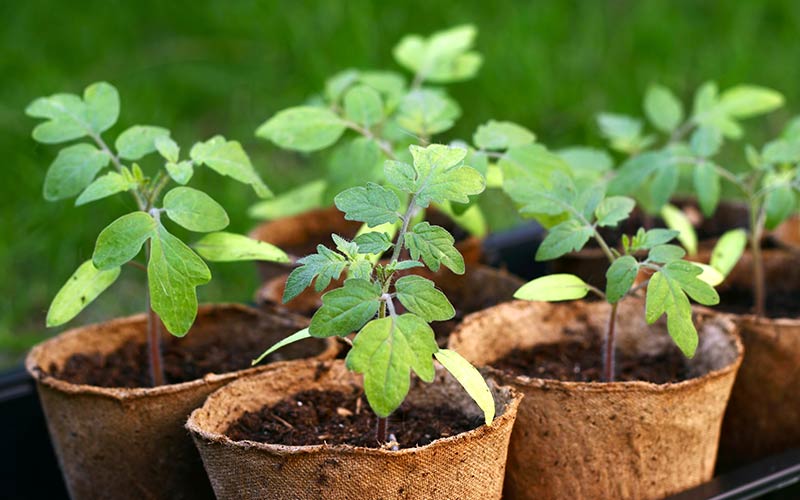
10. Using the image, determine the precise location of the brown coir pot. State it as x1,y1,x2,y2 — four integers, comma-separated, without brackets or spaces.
186,359,522,500
448,299,743,500
25,304,338,500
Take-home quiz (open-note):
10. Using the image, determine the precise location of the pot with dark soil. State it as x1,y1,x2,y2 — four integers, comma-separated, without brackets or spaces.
26,304,338,500
186,359,521,500
256,264,523,347
449,300,742,500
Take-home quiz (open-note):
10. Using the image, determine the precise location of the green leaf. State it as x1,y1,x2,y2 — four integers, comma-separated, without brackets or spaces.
353,232,393,255
606,256,639,303
435,349,495,425
93,212,156,269
661,204,698,256
190,135,271,198
408,144,485,207
83,82,120,134
595,196,635,227
155,135,180,163
514,274,590,301
765,185,796,230
46,260,120,327
115,125,170,160
27,82,119,143
648,244,686,263
718,85,784,119
334,183,401,227
359,71,407,111
597,113,647,153
693,162,721,217
283,245,348,302
165,160,194,185
404,222,465,274
249,180,325,220
711,229,747,277
163,187,229,232
607,150,670,197
536,220,593,261
645,271,698,358
309,279,381,337
393,25,481,83
193,232,289,263
644,85,683,132
390,260,424,271
648,163,679,211
395,275,455,322
690,126,722,158
344,85,383,128
255,106,346,152
396,89,461,136
473,120,535,150
694,263,725,287
325,69,360,103
324,138,383,203
632,228,680,251
252,328,311,365
148,224,211,336
662,260,720,306
75,171,134,206
557,147,614,185
762,138,800,164
42,144,111,201
346,315,438,417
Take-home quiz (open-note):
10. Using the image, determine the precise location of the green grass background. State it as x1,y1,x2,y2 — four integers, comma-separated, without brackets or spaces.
2,0,799,366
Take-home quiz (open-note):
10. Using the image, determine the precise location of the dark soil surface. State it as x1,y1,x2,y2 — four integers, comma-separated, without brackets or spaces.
492,334,691,384
716,288,800,318
225,388,481,449
51,335,275,388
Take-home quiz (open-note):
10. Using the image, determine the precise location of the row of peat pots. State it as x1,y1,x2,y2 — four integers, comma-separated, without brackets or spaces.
23,204,800,499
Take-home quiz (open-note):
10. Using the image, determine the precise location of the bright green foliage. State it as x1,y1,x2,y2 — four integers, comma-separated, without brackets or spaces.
660,204,698,255
514,274,590,301
29,81,286,338
251,328,312,365
344,85,383,128
392,24,481,83
644,85,683,133
710,229,747,277
262,142,494,426
605,256,639,303
473,120,536,150
46,261,121,327
256,106,346,152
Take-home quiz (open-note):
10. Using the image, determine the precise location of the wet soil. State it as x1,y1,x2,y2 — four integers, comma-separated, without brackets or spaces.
225,388,481,449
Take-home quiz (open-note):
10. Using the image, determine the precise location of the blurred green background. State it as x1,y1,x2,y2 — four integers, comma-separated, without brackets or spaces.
2,0,799,367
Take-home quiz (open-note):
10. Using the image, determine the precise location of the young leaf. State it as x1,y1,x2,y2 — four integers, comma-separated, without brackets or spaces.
309,279,381,337
404,222,465,274
662,260,720,306
194,232,289,263
148,224,211,336
661,204,698,256
648,244,687,263
344,85,383,128
718,85,784,119
606,255,639,303
434,349,495,425
346,315,438,417
249,179,326,221
396,89,461,136
395,275,455,322
190,136,271,198
597,113,646,153
83,81,120,134
693,263,725,287
353,232,393,255
535,220,593,261
75,171,135,206
26,82,118,143
765,185,796,230
93,211,157,269
155,135,180,163
645,271,698,358
334,183,401,227
283,245,348,302
644,85,683,132
514,274,590,302
692,162,721,216
710,229,747,277
393,25,481,83
325,69,360,103
163,187,230,232
165,161,194,185
46,260,121,327
407,144,484,207
255,106,346,152
324,138,383,202
634,228,680,250
115,125,170,160
690,126,722,158
252,328,312,365
43,144,110,201
473,120,536,150
595,196,635,227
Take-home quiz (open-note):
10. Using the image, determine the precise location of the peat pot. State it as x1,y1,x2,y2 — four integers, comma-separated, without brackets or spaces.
25,304,337,500
186,359,522,500
449,300,743,500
